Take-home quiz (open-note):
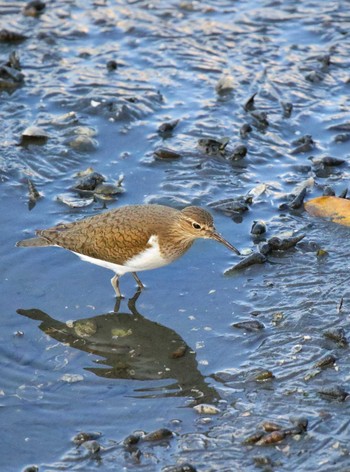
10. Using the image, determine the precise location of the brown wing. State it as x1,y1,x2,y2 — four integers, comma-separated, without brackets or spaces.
37,206,157,265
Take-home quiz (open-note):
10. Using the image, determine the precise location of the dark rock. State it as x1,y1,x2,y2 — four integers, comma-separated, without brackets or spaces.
23,0,46,17
232,320,265,331
240,123,252,138
106,60,118,71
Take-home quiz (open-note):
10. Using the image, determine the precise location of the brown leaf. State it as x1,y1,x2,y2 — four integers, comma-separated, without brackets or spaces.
305,196,350,226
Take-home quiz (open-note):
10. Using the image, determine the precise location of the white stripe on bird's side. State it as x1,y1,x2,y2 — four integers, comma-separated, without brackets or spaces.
72,234,168,276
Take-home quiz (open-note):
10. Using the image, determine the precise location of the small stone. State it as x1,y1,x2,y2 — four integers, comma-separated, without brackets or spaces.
82,440,100,454
290,417,308,433
256,430,286,446
162,464,197,472
143,428,173,441
334,133,350,143
60,374,84,383
281,101,293,117
158,119,179,134
324,328,348,347
272,312,284,324
313,354,337,369
73,431,102,445
251,220,266,235
0,29,27,43
74,171,105,191
106,60,118,71
193,404,220,415
318,385,348,402
329,122,350,132
22,466,39,472
123,433,142,446
261,421,283,432
243,431,265,444
232,320,265,331
311,156,345,166
66,135,98,152
251,111,268,127
56,194,94,208
23,1,46,17
252,370,275,382
229,144,247,160
240,123,252,138
305,70,324,83
20,126,48,145
253,456,273,466
215,74,234,94
154,148,181,160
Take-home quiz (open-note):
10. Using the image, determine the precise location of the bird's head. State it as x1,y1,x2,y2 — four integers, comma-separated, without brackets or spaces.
178,206,240,254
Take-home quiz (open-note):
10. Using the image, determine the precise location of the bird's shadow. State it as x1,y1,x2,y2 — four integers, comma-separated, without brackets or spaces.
17,290,219,404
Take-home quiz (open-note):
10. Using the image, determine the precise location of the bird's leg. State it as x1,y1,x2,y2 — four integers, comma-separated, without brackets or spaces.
111,274,123,298
132,272,144,290
113,297,121,313
128,288,142,312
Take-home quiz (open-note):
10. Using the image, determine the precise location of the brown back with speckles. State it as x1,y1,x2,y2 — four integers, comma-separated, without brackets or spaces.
38,205,181,265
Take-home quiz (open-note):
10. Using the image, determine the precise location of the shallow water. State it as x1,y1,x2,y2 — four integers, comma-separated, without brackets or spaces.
2,0,350,470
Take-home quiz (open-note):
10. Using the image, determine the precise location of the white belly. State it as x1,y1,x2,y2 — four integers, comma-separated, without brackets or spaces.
72,234,168,276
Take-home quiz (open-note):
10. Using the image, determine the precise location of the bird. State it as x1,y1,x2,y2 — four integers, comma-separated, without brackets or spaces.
16,204,240,297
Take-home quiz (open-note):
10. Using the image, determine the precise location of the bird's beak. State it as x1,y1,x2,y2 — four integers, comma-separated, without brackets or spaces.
211,231,240,255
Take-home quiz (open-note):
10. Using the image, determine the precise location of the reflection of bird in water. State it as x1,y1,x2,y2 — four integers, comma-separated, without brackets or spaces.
16,204,239,297
17,292,218,403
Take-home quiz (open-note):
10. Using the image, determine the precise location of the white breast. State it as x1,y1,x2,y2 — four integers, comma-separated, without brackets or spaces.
72,234,168,276
124,234,168,271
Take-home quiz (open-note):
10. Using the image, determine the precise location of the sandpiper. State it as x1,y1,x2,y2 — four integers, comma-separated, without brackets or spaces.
17,204,240,297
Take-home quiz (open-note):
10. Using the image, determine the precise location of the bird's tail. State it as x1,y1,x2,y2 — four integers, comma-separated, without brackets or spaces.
16,237,51,247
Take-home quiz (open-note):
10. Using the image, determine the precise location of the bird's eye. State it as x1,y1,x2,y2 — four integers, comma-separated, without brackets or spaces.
192,222,201,230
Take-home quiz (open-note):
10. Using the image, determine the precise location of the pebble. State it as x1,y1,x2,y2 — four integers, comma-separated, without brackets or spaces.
73,431,102,445
143,428,173,441
82,440,101,454
60,374,84,383
154,147,181,160
193,404,220,415
162,465,197,472
318,385,348,402
106,60,118,71
232,320,265,331
251,220,266,235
